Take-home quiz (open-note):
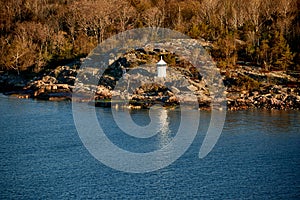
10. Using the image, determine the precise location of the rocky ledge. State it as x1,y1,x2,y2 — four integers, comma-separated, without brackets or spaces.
0,64,78,101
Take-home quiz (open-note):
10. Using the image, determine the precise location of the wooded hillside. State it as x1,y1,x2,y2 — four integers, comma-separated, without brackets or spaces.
0,0,299,73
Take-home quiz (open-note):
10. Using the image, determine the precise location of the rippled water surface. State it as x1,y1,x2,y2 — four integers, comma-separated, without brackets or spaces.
0,95,299,199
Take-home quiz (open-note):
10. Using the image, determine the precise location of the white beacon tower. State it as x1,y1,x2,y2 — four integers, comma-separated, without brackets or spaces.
157,56,167,77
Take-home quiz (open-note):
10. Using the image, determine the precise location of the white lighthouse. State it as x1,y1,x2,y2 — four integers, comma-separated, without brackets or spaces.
157,56,167,77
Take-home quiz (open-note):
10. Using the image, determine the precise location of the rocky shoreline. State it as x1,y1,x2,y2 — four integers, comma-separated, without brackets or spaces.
0,64,78,101
1,49,299,111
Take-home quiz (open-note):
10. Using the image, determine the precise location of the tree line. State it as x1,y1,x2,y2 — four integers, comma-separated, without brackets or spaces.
0,0,299,74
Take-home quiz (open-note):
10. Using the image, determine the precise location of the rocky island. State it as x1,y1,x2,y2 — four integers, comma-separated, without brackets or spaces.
1,46,299,111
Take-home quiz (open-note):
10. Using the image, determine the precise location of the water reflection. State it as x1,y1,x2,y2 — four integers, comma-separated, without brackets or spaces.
157,108,169,134
225,110,300,134
155,108,172,148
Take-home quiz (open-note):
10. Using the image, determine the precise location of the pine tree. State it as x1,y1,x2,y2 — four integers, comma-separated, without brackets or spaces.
271,31,295,71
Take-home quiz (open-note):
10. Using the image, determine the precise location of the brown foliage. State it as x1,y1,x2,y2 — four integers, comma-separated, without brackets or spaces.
0,0,299,73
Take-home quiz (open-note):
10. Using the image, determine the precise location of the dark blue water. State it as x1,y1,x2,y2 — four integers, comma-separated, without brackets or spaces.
0,95,300,199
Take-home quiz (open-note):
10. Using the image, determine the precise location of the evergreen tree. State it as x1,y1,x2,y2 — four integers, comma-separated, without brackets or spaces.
271,31,295,71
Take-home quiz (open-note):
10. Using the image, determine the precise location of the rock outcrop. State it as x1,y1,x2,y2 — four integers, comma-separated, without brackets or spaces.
1,63,79,101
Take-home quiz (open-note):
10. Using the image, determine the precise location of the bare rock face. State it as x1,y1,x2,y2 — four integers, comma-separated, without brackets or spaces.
226,83,300,110
16,64,79,101
95,85,112,100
